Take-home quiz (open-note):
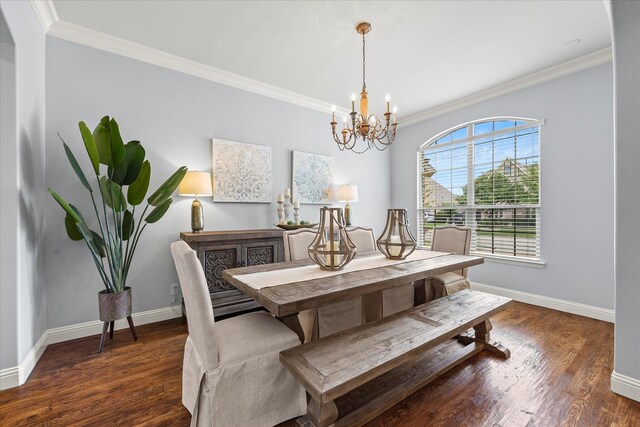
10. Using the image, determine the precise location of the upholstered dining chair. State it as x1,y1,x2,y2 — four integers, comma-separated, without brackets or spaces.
430,225,472,297
283,228,363,341
170,241,306,427
346,227,415,317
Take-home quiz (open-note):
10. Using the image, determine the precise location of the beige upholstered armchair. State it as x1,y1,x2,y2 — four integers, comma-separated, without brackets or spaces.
283,228,363,341
170,241,306,427
430,226,472,297
346,227,415,317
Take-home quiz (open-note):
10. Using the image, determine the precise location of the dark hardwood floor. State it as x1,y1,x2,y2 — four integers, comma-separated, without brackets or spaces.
1,302,638,426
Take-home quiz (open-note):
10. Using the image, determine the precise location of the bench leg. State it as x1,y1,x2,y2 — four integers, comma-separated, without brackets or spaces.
457,319,510,359
307,398,338,427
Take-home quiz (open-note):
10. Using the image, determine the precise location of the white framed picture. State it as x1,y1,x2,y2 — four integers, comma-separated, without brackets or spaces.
291,151,335,204
211,138,272,203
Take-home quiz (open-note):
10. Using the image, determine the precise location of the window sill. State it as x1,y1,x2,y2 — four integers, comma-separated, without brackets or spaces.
417,246,546,269
479,255,546,269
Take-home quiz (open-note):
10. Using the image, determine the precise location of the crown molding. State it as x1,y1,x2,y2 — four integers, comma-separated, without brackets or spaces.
38,8,609,122
29,0,59,33
400,47,613,127
46,19,349,116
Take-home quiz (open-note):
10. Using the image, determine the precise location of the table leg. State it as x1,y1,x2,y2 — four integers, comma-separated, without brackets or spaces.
362,291,382,323
414,279,426,306
279,313,306,344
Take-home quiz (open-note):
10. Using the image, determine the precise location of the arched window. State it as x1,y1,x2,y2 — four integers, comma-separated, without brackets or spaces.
417,117,543,261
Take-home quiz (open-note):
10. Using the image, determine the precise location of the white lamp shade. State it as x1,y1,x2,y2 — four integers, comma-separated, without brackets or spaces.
337,184,358,202
178,171,213,196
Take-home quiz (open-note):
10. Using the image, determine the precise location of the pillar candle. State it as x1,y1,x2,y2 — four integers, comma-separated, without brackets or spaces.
389,235,402,257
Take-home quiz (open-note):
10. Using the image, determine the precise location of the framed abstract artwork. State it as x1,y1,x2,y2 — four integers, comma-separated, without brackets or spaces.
211,138,272,203
291,151,335,204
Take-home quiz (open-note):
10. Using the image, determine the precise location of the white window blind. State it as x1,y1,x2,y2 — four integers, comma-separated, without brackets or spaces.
417,118,542,261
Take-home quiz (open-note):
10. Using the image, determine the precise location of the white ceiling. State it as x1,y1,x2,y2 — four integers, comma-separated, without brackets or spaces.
51,0,611,119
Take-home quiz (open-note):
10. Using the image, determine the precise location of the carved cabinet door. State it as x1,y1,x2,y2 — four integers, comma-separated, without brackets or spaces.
243,240,282,266
197,244,243,293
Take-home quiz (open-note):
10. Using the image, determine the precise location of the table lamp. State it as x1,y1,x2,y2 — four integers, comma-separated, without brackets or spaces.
178,171,213,233
337,184,358,226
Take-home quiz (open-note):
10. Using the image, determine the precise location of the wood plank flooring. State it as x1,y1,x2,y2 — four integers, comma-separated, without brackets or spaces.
1,302,638,426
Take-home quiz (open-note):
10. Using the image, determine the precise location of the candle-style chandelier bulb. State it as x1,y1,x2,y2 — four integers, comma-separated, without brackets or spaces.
330,22,398,154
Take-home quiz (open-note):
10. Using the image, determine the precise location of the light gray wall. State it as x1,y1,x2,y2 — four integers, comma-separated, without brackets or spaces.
0,8,18,371
391,63,614,309
45,37,391,329
612,0,640,385
0,1,47,370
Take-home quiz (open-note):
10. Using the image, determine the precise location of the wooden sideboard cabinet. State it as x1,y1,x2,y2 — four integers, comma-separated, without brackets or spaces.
180,229,285,318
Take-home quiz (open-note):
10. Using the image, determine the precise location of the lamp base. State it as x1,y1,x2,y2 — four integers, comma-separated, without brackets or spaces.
191,198,204,233
344,203,352,227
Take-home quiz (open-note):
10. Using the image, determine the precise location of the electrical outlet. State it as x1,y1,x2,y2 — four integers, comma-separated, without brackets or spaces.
170,283,179,296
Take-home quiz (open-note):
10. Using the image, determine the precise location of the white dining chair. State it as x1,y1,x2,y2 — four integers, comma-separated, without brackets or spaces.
346,227,415,317
171,241,306,427
283,228,363,341
430,225,472,297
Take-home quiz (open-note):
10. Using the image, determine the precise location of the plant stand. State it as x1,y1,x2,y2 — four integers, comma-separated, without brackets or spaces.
98,287,138,352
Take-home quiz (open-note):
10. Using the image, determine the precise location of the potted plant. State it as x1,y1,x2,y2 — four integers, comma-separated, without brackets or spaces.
48,116,187,352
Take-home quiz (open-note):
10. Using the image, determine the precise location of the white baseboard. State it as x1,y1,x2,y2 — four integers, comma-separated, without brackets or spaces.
470,282,615,323
46,305,182,345
0,332,49,390
0,305,181,391
611,371,640,402
0,366,20,390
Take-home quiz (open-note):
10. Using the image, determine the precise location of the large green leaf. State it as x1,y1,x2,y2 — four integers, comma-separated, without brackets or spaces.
62,141,92,192
123,142,145,185
108,118,126,167
99,176,127,212
68,204,87,224
48,188,81,223
145,198,172,223
91,231,107,258
79,121,100,175
64,204,87,241
64,214,83,241
127,161,150,206
76,222,103,259
122,210,134,240
147,166,188,206
111,141,145,185
93,116,112,167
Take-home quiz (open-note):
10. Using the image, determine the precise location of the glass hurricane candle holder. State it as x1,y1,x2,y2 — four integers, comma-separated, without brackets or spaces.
308,207,356,270
376,209,417,259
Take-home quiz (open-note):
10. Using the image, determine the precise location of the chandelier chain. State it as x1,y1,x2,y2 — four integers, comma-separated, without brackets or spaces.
362,32,366,90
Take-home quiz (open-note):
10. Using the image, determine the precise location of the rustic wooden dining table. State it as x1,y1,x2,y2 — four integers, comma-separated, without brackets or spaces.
223,249,484,342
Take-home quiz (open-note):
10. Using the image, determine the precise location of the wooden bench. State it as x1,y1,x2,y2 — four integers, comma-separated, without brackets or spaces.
279,290,513,427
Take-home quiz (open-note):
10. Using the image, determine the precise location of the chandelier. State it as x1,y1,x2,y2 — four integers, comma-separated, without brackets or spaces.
331,22,398,154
